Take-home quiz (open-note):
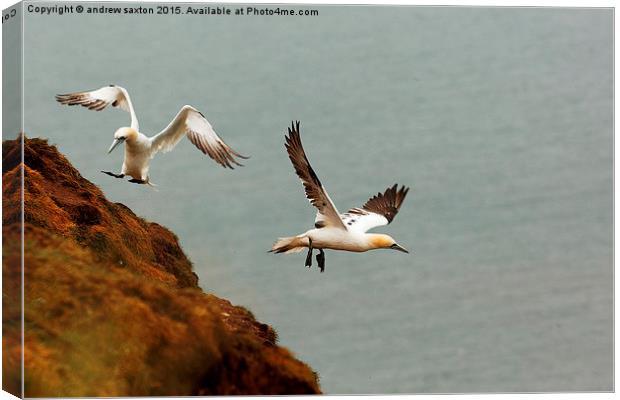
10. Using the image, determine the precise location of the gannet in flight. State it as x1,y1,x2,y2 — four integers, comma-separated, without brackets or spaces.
270,121,410,272
56,85,247,185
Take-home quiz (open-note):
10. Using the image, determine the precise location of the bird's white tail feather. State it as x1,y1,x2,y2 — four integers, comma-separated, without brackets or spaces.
270,235,307,254
145,177,159,191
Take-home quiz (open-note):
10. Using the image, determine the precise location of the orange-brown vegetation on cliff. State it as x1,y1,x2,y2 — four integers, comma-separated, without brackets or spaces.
4,137,198,288
2,136,321,397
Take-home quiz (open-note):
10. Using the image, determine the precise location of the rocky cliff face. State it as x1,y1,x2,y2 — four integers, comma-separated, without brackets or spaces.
2,136,321,397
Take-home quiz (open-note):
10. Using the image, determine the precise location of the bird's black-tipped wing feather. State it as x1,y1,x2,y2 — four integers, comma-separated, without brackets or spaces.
285,121,346,230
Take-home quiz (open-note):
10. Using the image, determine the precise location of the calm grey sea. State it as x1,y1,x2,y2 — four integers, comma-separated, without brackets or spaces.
16,4,612,393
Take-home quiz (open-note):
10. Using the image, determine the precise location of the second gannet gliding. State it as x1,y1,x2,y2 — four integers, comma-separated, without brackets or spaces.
56,85,248,185
270,121,410,272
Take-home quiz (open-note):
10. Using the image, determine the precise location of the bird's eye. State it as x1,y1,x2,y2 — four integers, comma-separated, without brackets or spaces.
390,244,397,248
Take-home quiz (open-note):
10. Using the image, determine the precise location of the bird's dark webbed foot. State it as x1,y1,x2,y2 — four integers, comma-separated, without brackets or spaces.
305,238,313,268
101,171,125,179
128,178,147,185
316,249,325,273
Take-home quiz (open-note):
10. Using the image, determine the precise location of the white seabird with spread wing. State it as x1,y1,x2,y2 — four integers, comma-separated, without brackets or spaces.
56,85,247,185
270,121,410,272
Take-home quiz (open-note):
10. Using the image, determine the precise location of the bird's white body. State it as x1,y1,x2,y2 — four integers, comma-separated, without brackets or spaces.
121,131,152,180
57,86,247,184
303,228,375,252
292,210,402,252
274,220,404,255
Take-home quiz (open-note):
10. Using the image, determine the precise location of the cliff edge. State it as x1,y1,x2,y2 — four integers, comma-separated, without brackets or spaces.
2,136,321,397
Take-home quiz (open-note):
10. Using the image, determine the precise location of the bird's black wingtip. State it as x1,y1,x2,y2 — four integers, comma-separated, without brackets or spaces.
286,120,301,137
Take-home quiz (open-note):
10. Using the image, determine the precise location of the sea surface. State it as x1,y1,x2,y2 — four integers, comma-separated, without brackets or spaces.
16,5,613,393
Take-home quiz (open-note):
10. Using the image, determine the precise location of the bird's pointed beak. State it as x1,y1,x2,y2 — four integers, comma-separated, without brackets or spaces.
108,137,125,154
392,244,409,254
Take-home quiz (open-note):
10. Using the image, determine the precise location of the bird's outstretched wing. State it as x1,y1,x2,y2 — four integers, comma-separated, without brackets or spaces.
342,184,409,233
56,85,139,130
285,121,347,230
150,105,247,169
